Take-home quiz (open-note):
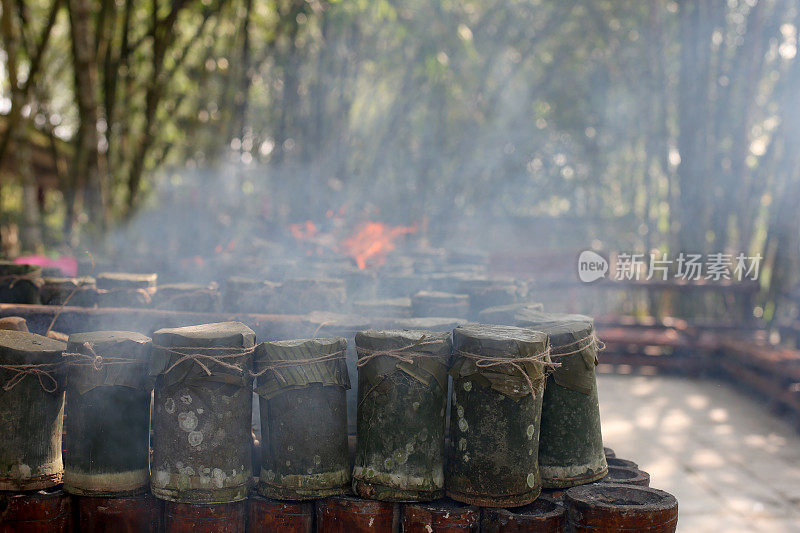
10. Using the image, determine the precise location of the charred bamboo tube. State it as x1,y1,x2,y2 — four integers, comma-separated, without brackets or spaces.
149,321,255,503
353,330,451,502
476,303,544,325
410,291,470,319
277,278,346,314
254,337,350,500
458,278,520,318
0,487,73,532
565,483,678,532
514,313,607,488
0,261,42,304
606,457,638,469
377,274,430,299
63,331,152,496
388,317,467,332
0,331,66,490
223,278,280,314
152,283,221,313
41,277,97,307
163,500,246,533
481,494,565,532
447,324,551,507
247,493,314,533
401,500,480,532
77,492,162,532
96,273,157,308
595,466,650,487
353,298,413,318
480,493,566,533
316,495,399,533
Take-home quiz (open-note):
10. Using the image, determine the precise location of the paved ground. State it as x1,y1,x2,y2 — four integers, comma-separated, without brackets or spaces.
598,374,800,532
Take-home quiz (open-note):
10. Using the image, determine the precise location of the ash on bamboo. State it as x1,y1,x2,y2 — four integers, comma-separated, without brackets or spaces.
353,329,451,502
63,331,152,496
149,321,255,503
447,323,551,507
254,337,351,500
0,330,66,490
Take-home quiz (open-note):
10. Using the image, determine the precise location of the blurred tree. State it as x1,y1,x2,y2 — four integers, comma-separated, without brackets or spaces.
1,0,800,318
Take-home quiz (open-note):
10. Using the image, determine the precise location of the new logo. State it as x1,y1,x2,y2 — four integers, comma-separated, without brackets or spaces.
577,250,608,283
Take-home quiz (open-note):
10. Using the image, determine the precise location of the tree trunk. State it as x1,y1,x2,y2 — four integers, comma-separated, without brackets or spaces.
1,0,43,252
68,0,109,234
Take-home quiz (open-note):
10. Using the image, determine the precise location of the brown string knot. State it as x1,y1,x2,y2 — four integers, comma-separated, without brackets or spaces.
153,345,255,377
0,362,62,392
454,346,555,397
355,339,446,368
252,349,346,383
550,334,605,357
62,342,141,370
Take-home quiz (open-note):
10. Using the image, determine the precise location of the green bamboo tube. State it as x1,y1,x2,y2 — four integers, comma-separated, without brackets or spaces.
513,312,607,488
353,330,451,502
0,330,66,490
63,331,152,496
254,337,351,500
447,324,550,507
149,321,255,503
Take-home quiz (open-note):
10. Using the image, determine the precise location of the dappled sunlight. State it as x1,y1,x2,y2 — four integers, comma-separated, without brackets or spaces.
598,374,800,531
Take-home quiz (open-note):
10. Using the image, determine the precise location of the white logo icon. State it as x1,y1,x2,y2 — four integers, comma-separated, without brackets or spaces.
577,250,608,283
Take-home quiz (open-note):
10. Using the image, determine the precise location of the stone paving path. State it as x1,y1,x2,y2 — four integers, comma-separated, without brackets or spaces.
598,374,800,532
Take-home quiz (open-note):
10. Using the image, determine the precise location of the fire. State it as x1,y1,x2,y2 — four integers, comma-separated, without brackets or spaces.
289,220,318,240
341,222,417,269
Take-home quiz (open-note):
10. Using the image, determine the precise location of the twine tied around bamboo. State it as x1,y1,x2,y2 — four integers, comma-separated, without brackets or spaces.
251,349,346,384
0,362,61,392
454,346,556,397
45,281,96,337
550,333,605,358
153,345,255,377
62,342,142,370
355,338,448,368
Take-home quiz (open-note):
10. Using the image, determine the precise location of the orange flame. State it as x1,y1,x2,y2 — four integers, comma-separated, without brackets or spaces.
289,220,318,240
341,222,417,269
